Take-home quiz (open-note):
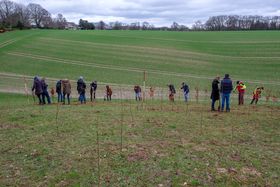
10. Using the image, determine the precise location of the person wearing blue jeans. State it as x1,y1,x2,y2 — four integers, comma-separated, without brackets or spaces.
41,77,51,104
181,82,190,102
220,74,233,112
77,76,86,104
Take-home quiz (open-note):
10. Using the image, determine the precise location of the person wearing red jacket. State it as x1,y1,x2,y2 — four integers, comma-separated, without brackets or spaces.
234,81,246,105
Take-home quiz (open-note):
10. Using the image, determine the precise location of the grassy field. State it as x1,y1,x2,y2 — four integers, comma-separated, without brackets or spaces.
0,30,280,96
0,93,279,186
0,30,279,186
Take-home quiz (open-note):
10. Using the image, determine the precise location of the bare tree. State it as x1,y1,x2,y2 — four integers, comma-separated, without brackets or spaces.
0,0,16,27
54,13,67,29
27,3,51,28
192,20,204,31
14,3,30,28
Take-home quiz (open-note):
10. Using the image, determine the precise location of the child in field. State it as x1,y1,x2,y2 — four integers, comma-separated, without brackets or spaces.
234,81,246,105
134,85,142,101
250,87,264,104
168,84,176,102
90,80,97,101
104,85,112,101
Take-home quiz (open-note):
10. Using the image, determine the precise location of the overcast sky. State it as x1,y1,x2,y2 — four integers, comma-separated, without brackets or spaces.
14,0,280,26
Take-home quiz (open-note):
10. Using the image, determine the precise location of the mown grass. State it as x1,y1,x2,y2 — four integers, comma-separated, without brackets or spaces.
0,30,280,96
0,93,279,186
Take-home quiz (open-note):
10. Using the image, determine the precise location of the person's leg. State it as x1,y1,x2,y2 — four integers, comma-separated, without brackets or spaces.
250,98,255,104
221,94,225,111
240,92,244,105
46,92,51,104
57,93,60,102
255,98,258,104
79,93,82,103
37,94,42,104
238,92,241,105
226,93,230,112
93,91,96,100
184,92,188,102
84,93,86,103
67,94,70,104
211,99,215,110
42,92,46,104
63,93,66,104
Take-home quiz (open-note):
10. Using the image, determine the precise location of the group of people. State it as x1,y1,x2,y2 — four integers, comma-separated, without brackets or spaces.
32,76,114,105
211,74,264,112
32,75,264,110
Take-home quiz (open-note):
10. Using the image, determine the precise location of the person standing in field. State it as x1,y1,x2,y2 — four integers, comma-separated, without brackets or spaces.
250,87,264,104
62,79,71,105
134,85,142,101
77,76,86,104
56,80,63,102
234,81,246,105
32,76,43,105
211,77,220,111
220,74,233,112
41,77,51,104
168,84,176,102
181,82,190,102
104,85,112,101
90,80,97,101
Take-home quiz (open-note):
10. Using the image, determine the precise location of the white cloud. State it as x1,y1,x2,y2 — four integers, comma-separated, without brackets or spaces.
13,0,280,26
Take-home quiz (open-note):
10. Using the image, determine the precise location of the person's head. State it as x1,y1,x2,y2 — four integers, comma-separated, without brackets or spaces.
260,87,264,90
106,85,109,89
225,74,229,78
79,76,83,80
42,77,45,81
216,76,220,81
236,81,240,85
182,82,185,85
94,80,97,83
34,76,38,80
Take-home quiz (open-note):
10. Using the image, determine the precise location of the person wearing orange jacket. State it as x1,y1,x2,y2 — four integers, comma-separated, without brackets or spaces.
234,81,246,105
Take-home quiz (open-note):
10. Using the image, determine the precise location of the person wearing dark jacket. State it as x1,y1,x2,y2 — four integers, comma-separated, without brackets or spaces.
90,81,97,101
220,74,233,112
77,76,86,104
211,77,220,111
134,85,142,101
56,80,63,102
31,76,43,105
41,77,51,104
181,82,190,102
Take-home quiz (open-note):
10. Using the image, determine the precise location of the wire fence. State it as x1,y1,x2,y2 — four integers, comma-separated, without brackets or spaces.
0,73,279,105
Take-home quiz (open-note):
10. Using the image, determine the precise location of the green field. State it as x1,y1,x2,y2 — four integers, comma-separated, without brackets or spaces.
0,30,280,97
0,30,280,186
0,93,279,186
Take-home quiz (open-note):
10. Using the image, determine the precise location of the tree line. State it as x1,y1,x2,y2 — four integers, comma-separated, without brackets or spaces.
1,0,280,31
0,0,67,29
193,15,280,31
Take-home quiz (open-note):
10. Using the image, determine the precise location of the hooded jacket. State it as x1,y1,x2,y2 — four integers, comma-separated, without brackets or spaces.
32,77,43,95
